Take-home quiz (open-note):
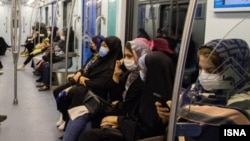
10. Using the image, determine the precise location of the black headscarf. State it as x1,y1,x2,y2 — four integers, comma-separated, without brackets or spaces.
137,51,176,138
68,36,122,107
84,36,123,92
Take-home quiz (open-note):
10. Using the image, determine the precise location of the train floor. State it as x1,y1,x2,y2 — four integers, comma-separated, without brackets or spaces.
0,49,62,141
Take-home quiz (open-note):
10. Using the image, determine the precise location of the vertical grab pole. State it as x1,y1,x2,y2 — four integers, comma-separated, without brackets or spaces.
74,16,80,71
65,0,76,79
149,0,155,39
30,3,36,34
10,0,22,105
49,0,59,89
167,1,197,141
168,0,174,37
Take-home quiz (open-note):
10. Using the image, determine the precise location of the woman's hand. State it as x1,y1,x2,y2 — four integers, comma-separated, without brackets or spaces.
79,76,90,86
67,73,75,80
73,72,82,82
155,101,171,124
101,116,118,129
112,100,119,106
112,60,124,83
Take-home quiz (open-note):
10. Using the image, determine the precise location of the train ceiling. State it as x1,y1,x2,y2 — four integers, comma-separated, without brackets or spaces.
1,0,39,4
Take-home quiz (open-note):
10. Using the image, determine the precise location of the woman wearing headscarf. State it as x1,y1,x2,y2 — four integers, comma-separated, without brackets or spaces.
36,27,74,91
156,38,250,141
53,35,104,129
152,38,177,65
54,36,122,140
79,45,176,141
64,38,150,141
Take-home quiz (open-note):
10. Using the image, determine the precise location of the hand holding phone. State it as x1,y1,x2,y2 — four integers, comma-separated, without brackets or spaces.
153,93,170,111
119,64,127,72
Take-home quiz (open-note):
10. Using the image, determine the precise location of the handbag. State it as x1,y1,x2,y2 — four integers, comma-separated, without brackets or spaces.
83,90,114,118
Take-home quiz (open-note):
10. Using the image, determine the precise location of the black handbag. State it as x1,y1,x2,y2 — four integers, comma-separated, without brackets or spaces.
83,90,114,118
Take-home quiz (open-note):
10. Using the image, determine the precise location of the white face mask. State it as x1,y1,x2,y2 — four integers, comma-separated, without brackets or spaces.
47,31,51,35
124,59,137,71
198,70,233,91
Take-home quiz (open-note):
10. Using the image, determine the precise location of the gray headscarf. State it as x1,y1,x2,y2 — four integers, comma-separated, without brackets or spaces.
122,39,151,101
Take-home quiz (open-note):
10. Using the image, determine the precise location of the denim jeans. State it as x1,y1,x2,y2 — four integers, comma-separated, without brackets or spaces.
63,114,91,141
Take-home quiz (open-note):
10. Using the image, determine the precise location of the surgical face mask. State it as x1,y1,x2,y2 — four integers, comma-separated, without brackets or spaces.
60,35,65,41
47,31,51,35
139,70,146,81
124,59,137,71
98,46,109,57
198,70,233,91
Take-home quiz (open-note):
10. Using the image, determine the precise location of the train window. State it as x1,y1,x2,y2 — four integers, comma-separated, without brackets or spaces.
138,4,146,29
45,7,48,25
159,4,188,37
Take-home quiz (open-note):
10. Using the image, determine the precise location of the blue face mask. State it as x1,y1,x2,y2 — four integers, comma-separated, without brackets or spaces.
98,46,109,57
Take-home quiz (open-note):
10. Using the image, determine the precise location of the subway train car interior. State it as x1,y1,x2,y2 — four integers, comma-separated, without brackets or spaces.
0,0,250,141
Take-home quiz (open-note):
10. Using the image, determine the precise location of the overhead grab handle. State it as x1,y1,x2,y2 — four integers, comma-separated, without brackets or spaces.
95,16,106,35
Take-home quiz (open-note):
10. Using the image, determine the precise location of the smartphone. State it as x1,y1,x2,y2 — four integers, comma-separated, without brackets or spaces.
153,93,170,110
119,64,127,72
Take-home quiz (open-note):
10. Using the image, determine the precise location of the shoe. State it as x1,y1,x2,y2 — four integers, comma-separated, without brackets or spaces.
59,136,63,140
17,65,25,71
56,114,64,127
20,53,28,57
36,83,44,88
0,115,7,122
58,121,65,131
0,70,3,75
33,71,40,76
36,78,42,82
38,86,50,91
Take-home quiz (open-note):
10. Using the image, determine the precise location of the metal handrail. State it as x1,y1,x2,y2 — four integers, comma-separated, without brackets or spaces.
74,16,80,71
95,16,106,35
167,0,198,141
49,0,59,89
65,0,77,79
10,0,22,105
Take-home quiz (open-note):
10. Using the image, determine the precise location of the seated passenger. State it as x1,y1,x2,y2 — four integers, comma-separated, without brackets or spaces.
17,26,54,70
61,39,152,141
33,26,60,69
78,50,176,141
36,27,74,91
53,36,122,132
152,37,177,65
53,35,104,129
155,38,250,141
20,26,37,57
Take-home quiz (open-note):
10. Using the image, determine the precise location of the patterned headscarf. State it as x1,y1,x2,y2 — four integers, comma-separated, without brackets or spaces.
193,39,250,102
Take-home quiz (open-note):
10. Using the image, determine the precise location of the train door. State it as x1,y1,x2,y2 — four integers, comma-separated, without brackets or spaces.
159,4,188,39
0,5,11,44
63,1,71,27
107,0,117,36
82,0,97,65
21,5,36,43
